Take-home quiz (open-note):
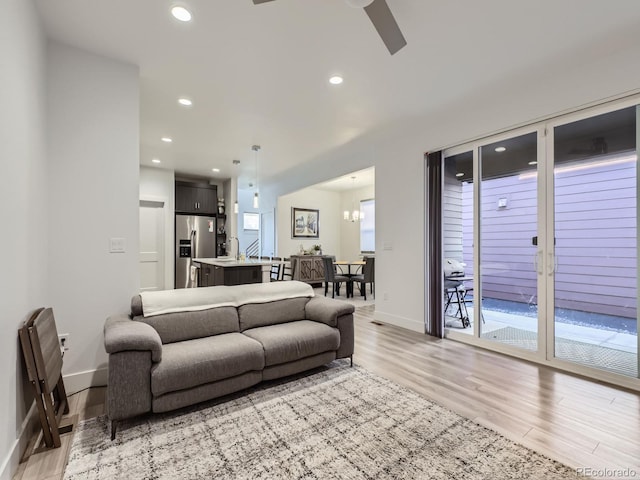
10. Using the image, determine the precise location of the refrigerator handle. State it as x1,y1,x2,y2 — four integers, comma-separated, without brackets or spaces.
190,229,196,259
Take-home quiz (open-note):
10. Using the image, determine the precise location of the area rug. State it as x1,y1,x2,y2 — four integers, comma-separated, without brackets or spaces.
64,362,582,480
483,326,637,377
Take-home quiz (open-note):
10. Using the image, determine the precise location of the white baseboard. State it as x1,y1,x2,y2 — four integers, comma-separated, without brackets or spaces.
373,310,425,333
0,440,19,480
0,402,38,480
63,367,108,395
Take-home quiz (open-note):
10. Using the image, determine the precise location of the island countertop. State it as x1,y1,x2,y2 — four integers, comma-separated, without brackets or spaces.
193,257,275,267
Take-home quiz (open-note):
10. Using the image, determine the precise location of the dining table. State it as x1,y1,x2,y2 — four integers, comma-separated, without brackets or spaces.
334,260,365,276
334,260,366,297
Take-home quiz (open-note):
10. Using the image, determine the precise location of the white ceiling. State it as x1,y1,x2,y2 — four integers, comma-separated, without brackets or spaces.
313,167,375,192
35,0,640,189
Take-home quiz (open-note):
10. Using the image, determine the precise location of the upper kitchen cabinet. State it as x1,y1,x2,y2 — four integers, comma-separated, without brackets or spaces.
175,181,218,215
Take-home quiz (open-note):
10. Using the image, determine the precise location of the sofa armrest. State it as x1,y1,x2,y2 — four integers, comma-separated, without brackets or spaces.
305,296,355,327
306,296,355,360
104,314,162,362
104,315,161,424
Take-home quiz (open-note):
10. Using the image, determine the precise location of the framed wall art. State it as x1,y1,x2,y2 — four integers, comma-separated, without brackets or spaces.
291,207,319,238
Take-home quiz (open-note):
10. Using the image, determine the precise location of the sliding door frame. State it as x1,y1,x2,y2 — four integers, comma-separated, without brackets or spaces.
440,94,640,391
445,124,547,364
543,95,640,380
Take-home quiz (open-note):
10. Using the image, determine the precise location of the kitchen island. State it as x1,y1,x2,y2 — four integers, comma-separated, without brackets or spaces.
193,257,274,286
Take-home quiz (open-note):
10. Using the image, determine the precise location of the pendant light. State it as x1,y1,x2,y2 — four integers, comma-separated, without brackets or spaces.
232,159,240,214
252,145,260,209
343,176,364,222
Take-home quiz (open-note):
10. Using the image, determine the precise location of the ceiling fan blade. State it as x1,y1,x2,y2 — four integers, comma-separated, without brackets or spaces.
363,0,407,55
253,0,276,4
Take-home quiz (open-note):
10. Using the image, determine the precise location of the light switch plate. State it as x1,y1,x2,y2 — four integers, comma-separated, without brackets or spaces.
109,237,126,253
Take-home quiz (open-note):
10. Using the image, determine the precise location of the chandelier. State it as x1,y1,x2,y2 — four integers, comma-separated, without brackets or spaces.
343,176,364,222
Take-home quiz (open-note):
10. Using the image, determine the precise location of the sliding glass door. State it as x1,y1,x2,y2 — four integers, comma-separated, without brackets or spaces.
549,106,638,377
441,98,640,385
443,128,542,353
478,131,541,351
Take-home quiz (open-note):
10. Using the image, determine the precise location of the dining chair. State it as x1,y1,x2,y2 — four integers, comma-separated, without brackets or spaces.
351,256,375,300
281,257,293,280
322,256,352,298
269,257,282,281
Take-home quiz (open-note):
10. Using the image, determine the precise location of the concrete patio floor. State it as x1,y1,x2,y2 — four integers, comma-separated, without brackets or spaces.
446,302,638,377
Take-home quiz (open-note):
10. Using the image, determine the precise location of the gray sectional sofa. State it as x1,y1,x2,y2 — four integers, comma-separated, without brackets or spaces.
103,281,355,439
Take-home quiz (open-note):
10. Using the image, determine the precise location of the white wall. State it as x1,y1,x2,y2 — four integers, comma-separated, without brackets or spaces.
0,1,48,477
46,42,140,391
340,185,375,261
140,166,175,289
277,188,342,258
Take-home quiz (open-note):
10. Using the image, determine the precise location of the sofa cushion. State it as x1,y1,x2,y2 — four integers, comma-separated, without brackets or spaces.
134,306,240,344
243,320,340,366
151,333,264,396
238,297,309,331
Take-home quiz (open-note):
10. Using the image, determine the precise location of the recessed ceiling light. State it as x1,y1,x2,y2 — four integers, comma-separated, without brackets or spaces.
455,172,464,177
528,160,538,165
329,75,343,85
152,159,161,164
495,146,506,153
171,5,192,22
178,97,192,106
161,137,172,143
212,168,220,173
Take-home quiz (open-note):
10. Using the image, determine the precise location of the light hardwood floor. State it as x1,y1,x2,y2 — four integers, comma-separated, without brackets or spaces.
15,305,640,479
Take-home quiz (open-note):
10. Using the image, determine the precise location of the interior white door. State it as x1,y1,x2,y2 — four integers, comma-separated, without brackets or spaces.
261,209,275,257
140,200,165,292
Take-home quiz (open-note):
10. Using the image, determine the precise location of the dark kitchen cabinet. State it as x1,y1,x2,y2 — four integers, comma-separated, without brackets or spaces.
216,214,227,256
175,181,217,215
199,264,214,287
212,265,261,286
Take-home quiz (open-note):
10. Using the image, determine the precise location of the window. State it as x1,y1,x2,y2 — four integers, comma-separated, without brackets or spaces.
243,212,259,231
360,199,375,253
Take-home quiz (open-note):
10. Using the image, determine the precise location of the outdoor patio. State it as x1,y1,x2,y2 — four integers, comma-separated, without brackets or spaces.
445,298,638,378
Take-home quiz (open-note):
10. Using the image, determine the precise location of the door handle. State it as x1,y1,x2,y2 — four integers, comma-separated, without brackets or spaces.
534,251,543,274
547,252,555,276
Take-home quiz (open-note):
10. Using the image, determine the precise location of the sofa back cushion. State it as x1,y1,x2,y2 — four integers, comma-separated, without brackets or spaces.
239,297,310,332
134,306,240,344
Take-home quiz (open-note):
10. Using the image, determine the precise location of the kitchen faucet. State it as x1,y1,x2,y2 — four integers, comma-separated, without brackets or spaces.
229,236,240,260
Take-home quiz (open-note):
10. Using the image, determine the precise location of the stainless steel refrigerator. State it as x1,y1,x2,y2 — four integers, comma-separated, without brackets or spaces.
175,214,217,288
